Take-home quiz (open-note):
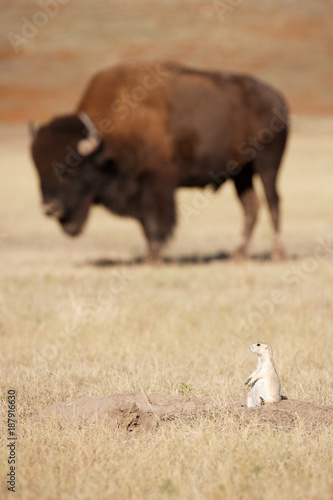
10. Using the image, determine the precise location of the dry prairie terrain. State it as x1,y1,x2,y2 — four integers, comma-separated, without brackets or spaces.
1,0,333,499
0,118,332,500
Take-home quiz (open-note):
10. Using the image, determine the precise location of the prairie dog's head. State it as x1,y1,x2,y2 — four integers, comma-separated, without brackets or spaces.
249,342,273,357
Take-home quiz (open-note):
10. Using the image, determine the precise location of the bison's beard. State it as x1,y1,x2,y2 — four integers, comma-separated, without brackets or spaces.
59,194,93,236
61,219,84,236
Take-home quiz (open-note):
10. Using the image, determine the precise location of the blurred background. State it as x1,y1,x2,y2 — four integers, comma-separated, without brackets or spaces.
1,0,332,125
0,0,332,260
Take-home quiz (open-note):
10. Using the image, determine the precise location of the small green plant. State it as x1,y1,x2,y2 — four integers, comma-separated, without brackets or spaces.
160,478,176,494
178,382,193,396
253,464,263,474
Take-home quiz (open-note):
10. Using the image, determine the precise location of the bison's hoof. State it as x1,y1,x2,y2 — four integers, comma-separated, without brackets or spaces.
271,248,285,261
146,241,162,264
231,247,247,261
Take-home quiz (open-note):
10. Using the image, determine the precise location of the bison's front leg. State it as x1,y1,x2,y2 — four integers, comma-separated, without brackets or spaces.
140,173,176,263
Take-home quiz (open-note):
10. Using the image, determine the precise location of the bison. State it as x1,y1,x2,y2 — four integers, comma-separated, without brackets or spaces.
31,61,288,260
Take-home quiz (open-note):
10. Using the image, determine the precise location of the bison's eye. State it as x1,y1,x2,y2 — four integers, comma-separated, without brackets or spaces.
256,343,261,346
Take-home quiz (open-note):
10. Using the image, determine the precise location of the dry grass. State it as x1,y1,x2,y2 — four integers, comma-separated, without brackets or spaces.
0,118,333,499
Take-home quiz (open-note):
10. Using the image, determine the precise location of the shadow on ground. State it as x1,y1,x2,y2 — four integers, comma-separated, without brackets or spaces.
84,251,303,267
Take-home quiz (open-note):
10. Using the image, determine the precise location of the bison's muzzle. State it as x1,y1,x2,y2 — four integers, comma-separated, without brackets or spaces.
59,219,84,237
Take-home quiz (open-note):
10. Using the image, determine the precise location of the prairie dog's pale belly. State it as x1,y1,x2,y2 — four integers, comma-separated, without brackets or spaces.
247,380,271,407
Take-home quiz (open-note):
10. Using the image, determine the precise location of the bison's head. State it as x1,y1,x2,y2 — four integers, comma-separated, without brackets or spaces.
31,113,105,236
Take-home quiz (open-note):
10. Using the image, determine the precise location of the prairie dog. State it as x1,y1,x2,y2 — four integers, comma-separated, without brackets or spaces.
245,342,282,407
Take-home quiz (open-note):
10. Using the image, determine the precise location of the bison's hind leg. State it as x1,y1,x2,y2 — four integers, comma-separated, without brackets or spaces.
232,162,260,260
253,128,288,261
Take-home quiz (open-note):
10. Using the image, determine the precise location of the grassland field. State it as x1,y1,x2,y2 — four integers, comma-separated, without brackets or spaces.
1,0,333,498
0,116,332,500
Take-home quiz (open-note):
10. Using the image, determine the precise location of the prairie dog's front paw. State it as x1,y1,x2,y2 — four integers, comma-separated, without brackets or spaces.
246,377,259,387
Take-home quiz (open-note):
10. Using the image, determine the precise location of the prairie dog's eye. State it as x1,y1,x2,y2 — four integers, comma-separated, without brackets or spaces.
256,343,261,347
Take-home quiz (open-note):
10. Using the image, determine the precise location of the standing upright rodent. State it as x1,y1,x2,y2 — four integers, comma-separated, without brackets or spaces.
245,342,285,407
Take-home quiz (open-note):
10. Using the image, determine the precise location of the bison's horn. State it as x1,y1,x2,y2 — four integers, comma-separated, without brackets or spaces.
77,111,102,156
29,120,37,139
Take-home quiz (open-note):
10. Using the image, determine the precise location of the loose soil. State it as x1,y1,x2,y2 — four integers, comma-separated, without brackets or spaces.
40,393,333,432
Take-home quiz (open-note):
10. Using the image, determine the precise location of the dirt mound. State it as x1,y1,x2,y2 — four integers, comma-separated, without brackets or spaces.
41,393,214,431
233,399,333,429
39,393,333,432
